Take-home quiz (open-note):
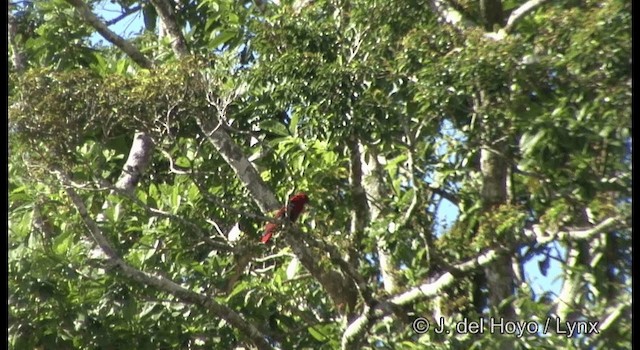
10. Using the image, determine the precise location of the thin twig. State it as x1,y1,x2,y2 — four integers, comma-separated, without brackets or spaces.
104,5,142,26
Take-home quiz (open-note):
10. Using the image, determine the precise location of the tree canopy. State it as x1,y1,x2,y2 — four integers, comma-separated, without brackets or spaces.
9,0,631,349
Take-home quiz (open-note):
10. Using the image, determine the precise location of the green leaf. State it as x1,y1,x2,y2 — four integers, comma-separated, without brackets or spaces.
53,230,73,255
116,59,129,75
176,157,191,168
519,130,545,155
289,112,301,136
171,186,181,211
308,325,328,341
226,281,248,301
209,30,238,50
385,153,408,177
139,303,160,319
260,120,290,137
149,183,160,202
112,202,122,223
228,13,240,25
10,210,33,239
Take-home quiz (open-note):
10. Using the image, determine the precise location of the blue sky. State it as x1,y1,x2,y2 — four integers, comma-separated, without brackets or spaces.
89,1,145,45
91,1,563,300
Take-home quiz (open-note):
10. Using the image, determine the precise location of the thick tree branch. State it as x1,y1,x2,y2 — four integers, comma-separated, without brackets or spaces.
347,136,369,264
283,228,358,316
96,132,155,229
195,162,356,302
341,305,373,350
504,0,549,33
116,132,156,194
53,168,272,350
198,118,352,304
341,247,507,348
476,90,516,325
8,9,27,72
593,301,631,340
391,248,504,305
524,216,626,245
196,116,280,213
150,0,190,57
361,145,400,294
429,185,460,206
396,150,419,230
303,232,373,307
64,0,153,69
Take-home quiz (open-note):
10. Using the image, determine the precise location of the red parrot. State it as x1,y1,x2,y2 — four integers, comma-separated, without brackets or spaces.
261,192,309,244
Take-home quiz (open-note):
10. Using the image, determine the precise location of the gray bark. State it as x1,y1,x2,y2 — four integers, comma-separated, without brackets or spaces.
8,10,27,72
150,0,190,57
360,144,400,294
347,137,369,264
476,89,517,324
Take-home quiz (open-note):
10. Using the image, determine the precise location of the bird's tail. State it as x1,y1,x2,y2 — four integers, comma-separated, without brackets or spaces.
261,223,277,243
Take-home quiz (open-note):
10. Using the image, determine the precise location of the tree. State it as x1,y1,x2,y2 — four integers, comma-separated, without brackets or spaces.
9,0,631,349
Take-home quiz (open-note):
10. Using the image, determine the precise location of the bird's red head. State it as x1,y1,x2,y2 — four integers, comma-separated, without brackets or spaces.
291,192,309,204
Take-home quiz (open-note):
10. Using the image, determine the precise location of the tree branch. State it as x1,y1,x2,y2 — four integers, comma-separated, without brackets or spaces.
150,0,190,57
341,246,507,347
504,0,549,33
563,216,625,240
341,305,373,350
8,9,27,72
428,185,460,206
395,144,419,231
196,116,280,213
302,232,373,307
593,301,631,340
64,0,153,69
104,5,142,26
283,227,358,316
524,216,626,245
96,132,155,229
117,132,156,193
391,247,504,305
347,136,369,264
361,146,400,294
53,168,273,350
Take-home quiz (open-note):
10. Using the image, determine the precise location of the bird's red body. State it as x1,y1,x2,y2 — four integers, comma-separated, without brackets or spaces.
261,192,309,243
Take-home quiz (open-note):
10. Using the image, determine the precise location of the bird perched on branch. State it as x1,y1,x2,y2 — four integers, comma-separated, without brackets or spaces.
261,192,309,244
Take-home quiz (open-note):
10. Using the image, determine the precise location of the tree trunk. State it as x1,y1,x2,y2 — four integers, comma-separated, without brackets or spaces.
360,144,400,294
